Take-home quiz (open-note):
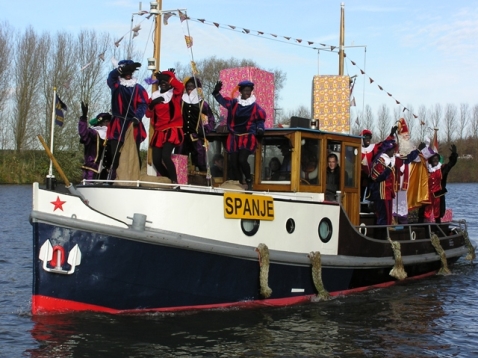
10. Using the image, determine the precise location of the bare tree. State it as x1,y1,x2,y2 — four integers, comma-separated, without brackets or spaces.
458,103,469,140
470,104,478,139
443,103,457,143
429,103,442,129
416,105,428,142
12,27,44,151
0,21,13,149
361,104,375,133
403,105,417,142
376,104,392,141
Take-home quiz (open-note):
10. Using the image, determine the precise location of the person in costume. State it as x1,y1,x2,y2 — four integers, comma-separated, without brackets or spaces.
391,118,425,223
146,69,184,183
212,80,266,190
423,145,457,223
176,76,215,172
106,59,148,179
360,127,397,201
370,139,397,226
78,101,111,181
438,144,458,220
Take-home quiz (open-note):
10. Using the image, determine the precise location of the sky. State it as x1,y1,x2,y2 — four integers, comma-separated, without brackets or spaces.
2,0,478,125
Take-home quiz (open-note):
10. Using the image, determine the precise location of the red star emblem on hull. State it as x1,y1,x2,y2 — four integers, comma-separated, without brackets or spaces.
51,196,66,211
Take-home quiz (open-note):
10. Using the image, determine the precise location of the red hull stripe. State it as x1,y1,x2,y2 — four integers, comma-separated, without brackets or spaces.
32,271,437,315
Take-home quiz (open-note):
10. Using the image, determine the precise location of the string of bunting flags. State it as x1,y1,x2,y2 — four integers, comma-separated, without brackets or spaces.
345,56,422,124
72,9,422,124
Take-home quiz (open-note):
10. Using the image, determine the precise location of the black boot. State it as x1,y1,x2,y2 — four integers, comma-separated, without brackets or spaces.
246,179,252,191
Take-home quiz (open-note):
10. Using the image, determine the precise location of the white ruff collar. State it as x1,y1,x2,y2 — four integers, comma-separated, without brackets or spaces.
91,126,107,140
362,143,375,153
237,94,256,106
182,88,200,104
380,153,395,167
152,88,173,103
119,77,138,87
428,162,442,173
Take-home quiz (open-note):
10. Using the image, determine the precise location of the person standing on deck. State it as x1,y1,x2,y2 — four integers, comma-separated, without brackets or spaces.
176,76,215,172
78,102,111,181
360,127,397,201
106,60,148,180
212,80,266,190
370,139,397,226
146,69,184,183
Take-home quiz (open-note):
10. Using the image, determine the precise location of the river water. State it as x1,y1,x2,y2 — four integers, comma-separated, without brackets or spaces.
1,183,477,357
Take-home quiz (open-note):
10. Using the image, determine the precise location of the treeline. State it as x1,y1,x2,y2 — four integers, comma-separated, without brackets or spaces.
0,136,476,185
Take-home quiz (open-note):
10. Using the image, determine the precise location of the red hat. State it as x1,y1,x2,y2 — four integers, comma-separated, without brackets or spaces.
361,129,372,137
397,118,409,135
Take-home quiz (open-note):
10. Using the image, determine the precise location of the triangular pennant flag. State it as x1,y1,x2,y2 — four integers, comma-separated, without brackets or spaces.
378,85,383,90
184,35,193,48
163,12,174,25
271,34,277,37
320,43,326,46
228,25,235,29
178,10,189,22
413,114,418,118
284,36,290,40
114,36,124,47
403,107,407,112
330,46,336,51
213,22,219,28
387,92,392,96
351,60,356,65
198,19,205,23
420,121,425,125
296,39,302,43
395,100,400,105
191,61,198,75
258,31,264,35
308,41,314,45
369,78,374,84
243,29,250,34
360,69,365,74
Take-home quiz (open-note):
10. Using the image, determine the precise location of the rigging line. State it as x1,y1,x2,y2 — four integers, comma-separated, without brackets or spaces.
361,46,367,117
188,19,329,51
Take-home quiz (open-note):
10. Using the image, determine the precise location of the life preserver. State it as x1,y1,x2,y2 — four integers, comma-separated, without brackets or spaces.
359,223,367,236
49,245,66,267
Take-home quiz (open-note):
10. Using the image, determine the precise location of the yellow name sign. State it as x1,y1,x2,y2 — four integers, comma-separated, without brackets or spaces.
224,193,274,220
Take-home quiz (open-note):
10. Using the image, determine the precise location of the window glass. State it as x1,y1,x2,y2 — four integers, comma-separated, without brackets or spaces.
300,138,320,185
260,137,292,183
344,145,357,187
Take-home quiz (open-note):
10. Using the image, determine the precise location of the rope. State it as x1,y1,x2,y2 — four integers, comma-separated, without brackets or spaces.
387,238,407,280
461,229,476,262
179,11,212,184
255,243,272,298
430,233,451,275
308,251,330,301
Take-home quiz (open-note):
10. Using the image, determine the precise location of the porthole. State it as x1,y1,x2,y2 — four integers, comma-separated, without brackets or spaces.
286,218,295,234
318,218,333,243
241,219,260,236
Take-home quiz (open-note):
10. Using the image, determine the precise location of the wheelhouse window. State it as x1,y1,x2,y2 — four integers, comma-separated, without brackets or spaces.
300,138,321,185
260,136,292,184
344,145,357,188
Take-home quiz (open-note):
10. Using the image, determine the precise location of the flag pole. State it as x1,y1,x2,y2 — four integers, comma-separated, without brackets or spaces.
46,87,57,189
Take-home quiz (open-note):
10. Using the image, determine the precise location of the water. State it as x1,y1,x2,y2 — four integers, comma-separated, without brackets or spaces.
1,183,477,357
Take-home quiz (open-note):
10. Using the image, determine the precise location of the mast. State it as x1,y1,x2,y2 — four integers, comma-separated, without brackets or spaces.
152,0,162,92
338,2,345,75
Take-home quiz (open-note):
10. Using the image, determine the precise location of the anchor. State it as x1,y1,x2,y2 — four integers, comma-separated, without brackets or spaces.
39,240,82,275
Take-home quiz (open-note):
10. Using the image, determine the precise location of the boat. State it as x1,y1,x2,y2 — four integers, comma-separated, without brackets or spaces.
30,4,475,315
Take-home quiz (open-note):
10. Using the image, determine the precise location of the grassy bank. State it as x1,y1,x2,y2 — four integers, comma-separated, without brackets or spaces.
1,148,476,185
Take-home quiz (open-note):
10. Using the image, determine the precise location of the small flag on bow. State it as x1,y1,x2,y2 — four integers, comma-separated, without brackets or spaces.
55,94,67,127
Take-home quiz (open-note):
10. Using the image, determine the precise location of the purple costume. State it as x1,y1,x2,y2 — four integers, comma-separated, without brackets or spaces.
78,116,108,180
